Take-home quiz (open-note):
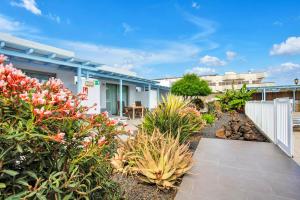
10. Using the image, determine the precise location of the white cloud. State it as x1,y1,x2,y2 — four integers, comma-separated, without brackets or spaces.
266,62,300,84
268,62,300,73
184,12,216,39
226,51,237,60
0,14,38,34
47,13,61,24
273,21,283,26
57,39,202,76
199,55,226,66
11,0,42,15
270,36,300,55
185,67,215,75
192,2,200,9
122,22,134,34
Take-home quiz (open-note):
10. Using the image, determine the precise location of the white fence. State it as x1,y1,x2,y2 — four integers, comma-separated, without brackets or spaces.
245,98,293,157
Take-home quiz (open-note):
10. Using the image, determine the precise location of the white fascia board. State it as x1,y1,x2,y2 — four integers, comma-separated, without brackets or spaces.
0,33,75,58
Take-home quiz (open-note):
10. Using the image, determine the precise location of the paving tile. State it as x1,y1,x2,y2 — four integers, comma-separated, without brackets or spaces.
175,138,300,200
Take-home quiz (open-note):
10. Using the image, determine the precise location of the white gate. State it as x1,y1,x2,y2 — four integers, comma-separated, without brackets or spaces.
245,98,293,157
274,99,293,156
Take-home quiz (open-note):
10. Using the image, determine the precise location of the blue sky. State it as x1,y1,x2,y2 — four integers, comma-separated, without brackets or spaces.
0,0,300,84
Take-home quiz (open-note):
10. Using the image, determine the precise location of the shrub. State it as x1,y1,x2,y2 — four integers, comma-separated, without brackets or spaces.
142,94,204,143
111,129,193,189
207,101,222,117
202,113,215,125
217,84,255,112
171,74,212,99
0,55,121,199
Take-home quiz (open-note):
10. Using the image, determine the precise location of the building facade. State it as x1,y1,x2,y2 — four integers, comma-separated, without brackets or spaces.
0,33,169,117
155,71,274,92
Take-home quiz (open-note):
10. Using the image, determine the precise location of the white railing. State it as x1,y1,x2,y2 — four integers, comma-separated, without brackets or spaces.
245,98,293,157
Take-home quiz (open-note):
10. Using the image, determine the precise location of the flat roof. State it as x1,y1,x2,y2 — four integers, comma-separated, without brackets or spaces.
247,85,300,91
0,33,164,87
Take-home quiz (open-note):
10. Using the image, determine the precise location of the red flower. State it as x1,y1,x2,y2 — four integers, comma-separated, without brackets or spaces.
49,132,65,143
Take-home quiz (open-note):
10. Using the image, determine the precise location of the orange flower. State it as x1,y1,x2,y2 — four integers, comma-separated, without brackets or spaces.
49,132,65,143
97,136,107,147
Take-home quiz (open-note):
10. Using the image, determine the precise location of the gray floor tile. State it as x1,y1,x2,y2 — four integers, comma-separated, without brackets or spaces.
175,138,300,200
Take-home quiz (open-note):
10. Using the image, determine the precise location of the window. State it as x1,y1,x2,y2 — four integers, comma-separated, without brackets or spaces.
21,69,56,83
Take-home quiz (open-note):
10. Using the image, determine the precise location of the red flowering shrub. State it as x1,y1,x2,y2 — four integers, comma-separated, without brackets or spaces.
0,55,122,199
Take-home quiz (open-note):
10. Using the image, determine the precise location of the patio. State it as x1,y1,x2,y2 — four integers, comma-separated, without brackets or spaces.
176,138,300,200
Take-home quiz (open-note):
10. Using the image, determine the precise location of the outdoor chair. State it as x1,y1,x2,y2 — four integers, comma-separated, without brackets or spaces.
134,101,143,118
124,106,133,119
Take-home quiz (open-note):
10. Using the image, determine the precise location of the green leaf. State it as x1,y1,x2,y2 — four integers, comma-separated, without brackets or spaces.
36,193,47,200
5,191,29,199
16,179,29,186
16,144,23,153
0,183,6,189
2,169,19,176
63,193,73,200
26,171,38,179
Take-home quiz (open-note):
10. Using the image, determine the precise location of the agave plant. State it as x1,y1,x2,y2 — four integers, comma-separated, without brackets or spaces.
142,94,204,143
111,129,193,189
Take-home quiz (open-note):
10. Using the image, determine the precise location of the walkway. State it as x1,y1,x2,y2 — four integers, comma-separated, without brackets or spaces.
176,138,300,200
293,112,300,165
294,130,300,165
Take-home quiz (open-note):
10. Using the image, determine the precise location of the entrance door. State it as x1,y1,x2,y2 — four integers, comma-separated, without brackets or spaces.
106,84,118,115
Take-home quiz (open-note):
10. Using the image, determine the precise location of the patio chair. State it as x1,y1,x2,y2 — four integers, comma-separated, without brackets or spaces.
134,101,143,118
124,107,133,119
135,101,142,107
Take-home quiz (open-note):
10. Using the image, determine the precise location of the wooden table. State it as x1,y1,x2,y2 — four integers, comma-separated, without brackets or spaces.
130,106,145,119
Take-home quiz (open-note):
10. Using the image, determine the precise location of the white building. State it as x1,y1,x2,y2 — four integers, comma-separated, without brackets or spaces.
0,33,169,116
155,72,274,92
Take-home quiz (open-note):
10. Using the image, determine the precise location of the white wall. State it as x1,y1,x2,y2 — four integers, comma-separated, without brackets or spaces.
128,85,136,106
14,61,77,93
80,78,101,114
135,89,158,109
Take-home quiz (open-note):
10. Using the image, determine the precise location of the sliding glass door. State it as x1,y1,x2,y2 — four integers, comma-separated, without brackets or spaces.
106,83,128,115
106,84,118,115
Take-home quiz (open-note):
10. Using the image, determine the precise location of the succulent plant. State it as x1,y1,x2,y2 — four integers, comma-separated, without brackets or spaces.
111,129,193,189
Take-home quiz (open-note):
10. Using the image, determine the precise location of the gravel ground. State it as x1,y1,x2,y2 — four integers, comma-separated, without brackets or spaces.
112,174,177,200
200,112,232,138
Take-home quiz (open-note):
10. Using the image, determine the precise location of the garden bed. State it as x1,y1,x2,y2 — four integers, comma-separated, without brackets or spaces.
112,128,203,200
200,112,269,142
112,174,177,200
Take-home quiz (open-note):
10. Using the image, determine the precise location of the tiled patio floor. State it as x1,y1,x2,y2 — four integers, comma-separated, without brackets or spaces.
175,138,300,200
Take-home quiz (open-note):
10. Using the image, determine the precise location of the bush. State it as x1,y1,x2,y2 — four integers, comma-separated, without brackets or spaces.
202,113,215,125
207,101,222,117
111,129,193,189
0,55,121,199
217,84,255,112
171,74,212,99
142,94,204,143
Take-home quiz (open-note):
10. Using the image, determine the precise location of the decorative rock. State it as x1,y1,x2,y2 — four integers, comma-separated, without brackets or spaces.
216,128,226,139
225,130,232,137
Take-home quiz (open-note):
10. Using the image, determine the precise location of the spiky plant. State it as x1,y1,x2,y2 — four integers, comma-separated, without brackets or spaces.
111,129,193,189
142,94,204,143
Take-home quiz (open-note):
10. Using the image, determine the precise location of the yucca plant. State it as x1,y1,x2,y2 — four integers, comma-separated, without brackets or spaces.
111,129,193,189
142,94,204,143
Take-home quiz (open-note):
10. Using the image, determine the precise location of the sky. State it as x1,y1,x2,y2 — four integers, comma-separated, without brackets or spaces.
0,0,300,84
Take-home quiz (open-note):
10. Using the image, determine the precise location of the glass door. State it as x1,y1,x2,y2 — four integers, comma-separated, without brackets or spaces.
106,84,118,115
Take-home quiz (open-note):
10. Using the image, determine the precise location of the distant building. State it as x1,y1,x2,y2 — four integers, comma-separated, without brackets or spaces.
154,72,274,93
